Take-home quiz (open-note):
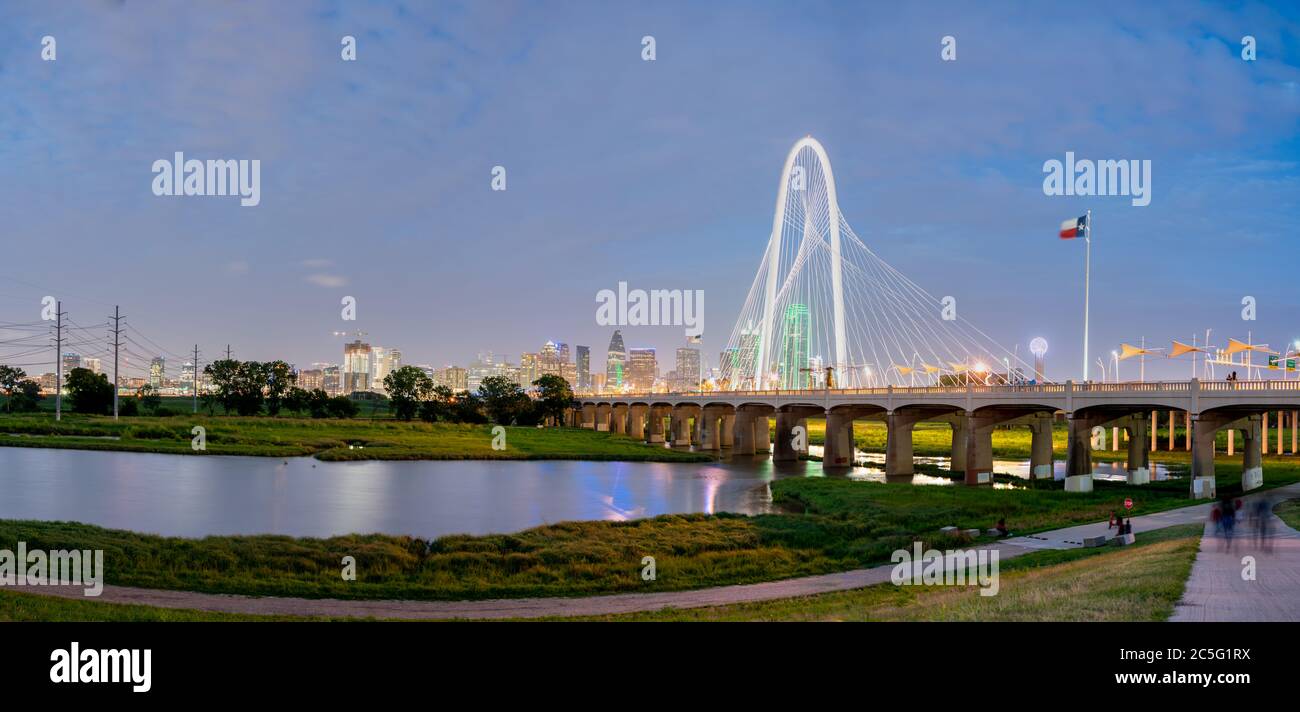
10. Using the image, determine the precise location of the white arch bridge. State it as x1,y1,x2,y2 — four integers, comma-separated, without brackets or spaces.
573,380,1300,498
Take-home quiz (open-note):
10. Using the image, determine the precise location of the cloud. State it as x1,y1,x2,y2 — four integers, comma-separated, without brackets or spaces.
305,273,348,288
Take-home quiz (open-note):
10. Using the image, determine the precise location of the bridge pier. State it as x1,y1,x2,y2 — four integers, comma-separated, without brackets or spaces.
699,407,727,451
647,406,668,443
773,412,800,461
753,416,771,453
627,405,647,441
1125,413,1150,484
1190,414,1219,499
595,403,612,432
1065,414,1098,492
949,417,967,474
719,414,735,448
961,413,995,485
1030,413,1055,479
1241,415,1263,491
580,404,596,430
733,411,757,455
670,409,692,446
823,410,855,469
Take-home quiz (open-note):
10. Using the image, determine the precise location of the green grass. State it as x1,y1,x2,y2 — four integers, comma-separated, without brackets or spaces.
1274,498,1300,530
3,455,1292,602
0,413,709,462
581,524,1203,622
0,590,325,622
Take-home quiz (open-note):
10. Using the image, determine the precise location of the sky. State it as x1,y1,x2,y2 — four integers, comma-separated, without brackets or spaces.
1,0,1298,383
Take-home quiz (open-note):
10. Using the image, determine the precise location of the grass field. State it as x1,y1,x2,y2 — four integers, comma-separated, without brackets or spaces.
2,456,1291,602
583,524,1203,622
0,524,1203,622
1274,498,1300,530
0,413,709,462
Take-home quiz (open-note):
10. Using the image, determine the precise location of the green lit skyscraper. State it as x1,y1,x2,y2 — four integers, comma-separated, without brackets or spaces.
778,303,809,389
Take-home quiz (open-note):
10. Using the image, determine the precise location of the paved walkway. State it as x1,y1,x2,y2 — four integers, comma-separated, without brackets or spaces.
7,485,1300,620
1170,484,1300,622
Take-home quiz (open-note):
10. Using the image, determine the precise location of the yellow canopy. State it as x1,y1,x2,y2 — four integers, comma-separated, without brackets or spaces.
1169,341,1205,358
894,366,915,376
1117,343,1157,360
948,362,969,373
1225,338,1277,356
921,364,941,374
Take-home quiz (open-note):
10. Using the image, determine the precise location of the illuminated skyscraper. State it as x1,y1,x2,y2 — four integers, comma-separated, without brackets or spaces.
627,347,657,392
675,347,701,391
149,356,166,390
605,330,627,390
576,345,591,390
343,340,372,394
778,303,809,389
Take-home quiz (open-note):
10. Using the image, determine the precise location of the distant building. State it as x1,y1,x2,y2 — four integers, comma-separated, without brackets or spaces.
438,366,468,392
576,345,591,390
342,340,372,394
62,353,82,376
322,365,341,395
627,347,657,392
149,357,166,390
297,369,324,391
606,330,627,390
675,347,701,392
83,357,102,375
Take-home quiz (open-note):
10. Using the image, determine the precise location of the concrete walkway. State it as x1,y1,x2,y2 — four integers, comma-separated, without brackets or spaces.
1170,485,1300,622
6,485,1299,620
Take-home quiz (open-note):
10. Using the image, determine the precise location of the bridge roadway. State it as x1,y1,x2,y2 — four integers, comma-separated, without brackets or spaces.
572,379,1300,498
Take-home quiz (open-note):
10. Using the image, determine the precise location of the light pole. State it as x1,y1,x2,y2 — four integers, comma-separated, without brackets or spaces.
1112,350,1120,384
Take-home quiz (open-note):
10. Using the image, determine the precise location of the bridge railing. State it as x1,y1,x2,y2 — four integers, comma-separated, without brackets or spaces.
580,379,1300,401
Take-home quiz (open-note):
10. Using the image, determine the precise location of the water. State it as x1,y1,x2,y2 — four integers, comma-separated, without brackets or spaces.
0,446,1182,539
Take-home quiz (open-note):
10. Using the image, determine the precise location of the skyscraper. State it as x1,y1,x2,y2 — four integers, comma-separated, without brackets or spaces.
627,347,657,392
342,340,372,394
675,347,701,392
778,303,810,389
576,345,590,390
605,330,627,390
149,356,166,390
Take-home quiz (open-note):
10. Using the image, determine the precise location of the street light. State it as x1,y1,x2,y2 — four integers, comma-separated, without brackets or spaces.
1111,350,1120,383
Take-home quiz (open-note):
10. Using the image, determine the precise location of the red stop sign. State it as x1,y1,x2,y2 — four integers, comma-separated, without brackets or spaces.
1124,498,1133,510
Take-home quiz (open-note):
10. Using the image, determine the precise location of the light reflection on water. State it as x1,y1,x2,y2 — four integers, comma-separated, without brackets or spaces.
0,444,1184,539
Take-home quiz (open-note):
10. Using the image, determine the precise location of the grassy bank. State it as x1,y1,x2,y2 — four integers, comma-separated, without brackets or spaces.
3,456,1291,602
584,524,1203,622
1274,498,1300,530
0,524,1202,622
0,413,709,462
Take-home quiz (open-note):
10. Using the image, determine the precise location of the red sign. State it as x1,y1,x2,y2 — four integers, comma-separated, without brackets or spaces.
1124,498,1133,510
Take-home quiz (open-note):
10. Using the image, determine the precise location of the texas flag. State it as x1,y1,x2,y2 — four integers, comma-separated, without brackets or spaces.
1059,214,1088,239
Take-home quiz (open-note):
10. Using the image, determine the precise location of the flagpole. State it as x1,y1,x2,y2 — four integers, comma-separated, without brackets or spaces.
1082,209,1091,382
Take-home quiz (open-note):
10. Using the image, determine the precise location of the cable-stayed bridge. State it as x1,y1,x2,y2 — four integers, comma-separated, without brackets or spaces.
579,137,1300,498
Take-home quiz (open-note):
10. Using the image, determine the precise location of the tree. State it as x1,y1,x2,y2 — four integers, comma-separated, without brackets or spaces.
452,390,487,424
532,374,575,426
478,375,530,425
135,384,162,414
203,359,268,416
326,395,359,419
64,367,114,415
283,387,310,416
384,366,433,421
264,360,295,416
0,365,29,413
418,385,455,422
10,379,43,413
306,389,331,418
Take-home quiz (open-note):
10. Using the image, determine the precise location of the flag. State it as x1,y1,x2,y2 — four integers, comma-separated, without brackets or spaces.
1059,214,1087,239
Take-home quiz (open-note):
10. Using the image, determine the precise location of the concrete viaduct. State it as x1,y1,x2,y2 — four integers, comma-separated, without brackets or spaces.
571,380,1300,499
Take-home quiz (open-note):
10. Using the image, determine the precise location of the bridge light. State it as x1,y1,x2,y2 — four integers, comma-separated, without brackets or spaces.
1030,338,1048,357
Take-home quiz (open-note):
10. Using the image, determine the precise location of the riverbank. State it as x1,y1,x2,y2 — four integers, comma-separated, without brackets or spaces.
0,414,710,463
3,456,1295,603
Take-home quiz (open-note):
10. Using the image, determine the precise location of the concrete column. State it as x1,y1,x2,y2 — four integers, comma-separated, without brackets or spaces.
1029,413,1054,479
753,416,771,453
581,404,596,429
646,407,666,443
628,405,647,441
796,418,809,456
732,412,756,455
949,418,967,473
1242,414,1263,491
719,414,735,448
773,412,801,462
1262,412,1269,454
1190,415,1218,499
1293,411,1298,454
1278,410,1284,456
1168,410,1175,450
1184,411,1191,451
1150,410,1156,452
595,404,612,432
823,410,855,469
611,405,628,434
1126,413,1150,484
885,412,917,476
700,410,721,451
1066,415,1093,478
963,413,994,485
671,408,692,446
